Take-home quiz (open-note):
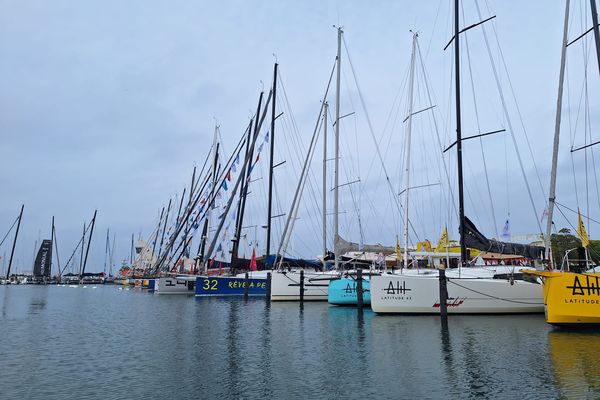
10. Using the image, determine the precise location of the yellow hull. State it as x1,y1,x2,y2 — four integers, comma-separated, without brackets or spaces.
523,270,600,326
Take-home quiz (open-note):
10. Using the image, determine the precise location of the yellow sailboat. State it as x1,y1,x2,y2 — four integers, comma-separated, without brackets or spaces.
524,214,600,326
523,0,600,327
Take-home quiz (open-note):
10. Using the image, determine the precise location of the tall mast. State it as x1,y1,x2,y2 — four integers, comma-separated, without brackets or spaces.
403,32,418,269
79,223,86,276
198,128,219,268
151,208,164,261
235,92,264,259
454,0,468,268
232,119,254,261
266,63,278,257
322,101,329,266
50,216,55,278
591,0,600,76
130,233,134,265
157,198,172,258
104,228,110,274
334,27,342,271
6,204,24,279
545,0,571,265
80,210,97,280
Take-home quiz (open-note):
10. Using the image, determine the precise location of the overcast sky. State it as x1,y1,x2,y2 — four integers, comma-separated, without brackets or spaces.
1,0,598,273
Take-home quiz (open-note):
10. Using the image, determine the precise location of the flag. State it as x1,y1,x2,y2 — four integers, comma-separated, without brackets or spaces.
249,248,257,271
578,210,590,248
235,153,240,164
231,163,237,173
395,237,401,263
435,227,449,252
540,207,549,223
264,131,269,142
501,220,510,241
217,243,222,252
221,180,228,191
227,170,232,181
255,153,260,163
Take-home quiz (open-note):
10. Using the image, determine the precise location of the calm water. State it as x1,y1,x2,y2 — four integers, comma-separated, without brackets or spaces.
1,286,599,399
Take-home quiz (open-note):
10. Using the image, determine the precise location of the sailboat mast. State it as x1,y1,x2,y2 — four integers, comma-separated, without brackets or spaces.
6,204,24,279
322,101,329,266
104,228,109,274
266,63,278,257
50,216,55,278
79,223,86,276
232,119,254,261
236,92,264,258
545,0,571,265
590,0,600,75
403,32,418,269
198,130,219,268
454,0,468,268
80,210,97,280
157,198,172,258
334,27,342,271
151,208,164,261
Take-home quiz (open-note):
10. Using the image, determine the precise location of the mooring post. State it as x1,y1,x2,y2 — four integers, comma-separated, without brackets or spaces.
299,270,304,303
438,264,448,322
244,271,249,298
356,268,363,309
266,272,272,300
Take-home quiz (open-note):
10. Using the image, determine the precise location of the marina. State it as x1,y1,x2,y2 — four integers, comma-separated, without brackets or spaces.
1,285,599,399
2,0,600,397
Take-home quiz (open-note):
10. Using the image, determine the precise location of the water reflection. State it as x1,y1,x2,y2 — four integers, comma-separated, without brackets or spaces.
549,330,600,398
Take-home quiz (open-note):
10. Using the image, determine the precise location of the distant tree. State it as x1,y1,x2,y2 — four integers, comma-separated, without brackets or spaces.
551,232,581,268
589,240,600,265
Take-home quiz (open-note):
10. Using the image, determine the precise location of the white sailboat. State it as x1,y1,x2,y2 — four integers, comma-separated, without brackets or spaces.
370,0,544,314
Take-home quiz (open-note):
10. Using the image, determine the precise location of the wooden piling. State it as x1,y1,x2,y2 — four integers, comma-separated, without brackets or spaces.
356,268,363,309
438,265,448,322
266,272,272,300
299,270,304,303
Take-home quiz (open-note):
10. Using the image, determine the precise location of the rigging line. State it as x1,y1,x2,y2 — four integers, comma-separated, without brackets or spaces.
446,279,543,305
341,36,404,220
480,0,547,201
553,202,600,261
0,217,19,248
475,1,544,235
462,2,499,238
416,39,458,218
555,200,600,225
276,59,336,264
279,72,324,240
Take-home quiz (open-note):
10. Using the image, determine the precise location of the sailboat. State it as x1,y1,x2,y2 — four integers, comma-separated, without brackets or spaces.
522,0,600,326
270,27,362,301
370,0,545,314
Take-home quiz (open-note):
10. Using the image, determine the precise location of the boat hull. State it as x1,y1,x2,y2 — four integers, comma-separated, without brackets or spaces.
370,273,543,314
328,277,371,305
523,270,600,326
154,276,196,295
195,276,267,296
270,270,337,301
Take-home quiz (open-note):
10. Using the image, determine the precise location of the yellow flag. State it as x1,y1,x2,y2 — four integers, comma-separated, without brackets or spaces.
395,237,401,262
435,227,449,252
578,211,590,248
